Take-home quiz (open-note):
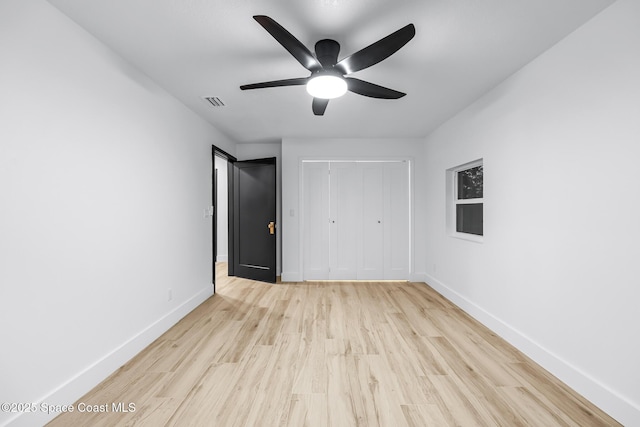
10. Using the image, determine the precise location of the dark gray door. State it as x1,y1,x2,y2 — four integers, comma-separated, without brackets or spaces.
232,158,276,283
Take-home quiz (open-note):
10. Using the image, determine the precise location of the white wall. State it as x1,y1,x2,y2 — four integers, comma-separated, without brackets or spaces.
422,0,640,424
281,138,427,282
236,142,283,275
214,156,228,262
0,1,236,426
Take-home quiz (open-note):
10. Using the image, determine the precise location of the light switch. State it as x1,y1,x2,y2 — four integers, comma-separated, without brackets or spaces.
204,206,214,218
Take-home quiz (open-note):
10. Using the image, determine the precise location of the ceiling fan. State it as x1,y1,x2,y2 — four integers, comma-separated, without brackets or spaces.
240,16,416,116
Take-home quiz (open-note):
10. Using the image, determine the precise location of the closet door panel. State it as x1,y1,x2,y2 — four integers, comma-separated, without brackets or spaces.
359,163,384,279
330,163,360,280
384,162,410,279
303,162,330,279
302,160,411,281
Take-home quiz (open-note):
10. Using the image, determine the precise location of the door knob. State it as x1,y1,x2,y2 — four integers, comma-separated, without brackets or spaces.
268,221,275,235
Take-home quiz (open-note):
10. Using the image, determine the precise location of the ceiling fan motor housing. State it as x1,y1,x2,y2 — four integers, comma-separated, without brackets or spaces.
314,39,341,68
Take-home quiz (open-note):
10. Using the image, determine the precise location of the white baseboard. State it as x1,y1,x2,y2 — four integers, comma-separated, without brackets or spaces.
280,272,301,282
283,272,424,283
216,255,228,262
6,286,214,427
411,272,428,283
422,273,639,427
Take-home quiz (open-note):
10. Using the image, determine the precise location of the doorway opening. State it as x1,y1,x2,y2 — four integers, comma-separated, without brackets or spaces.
212,146,278,288
212,145,236,292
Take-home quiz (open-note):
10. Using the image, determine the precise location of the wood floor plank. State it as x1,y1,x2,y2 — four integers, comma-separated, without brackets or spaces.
163,362,237,427
387,312,446,375
211,345,274,427
369,320,434,404
286,394,327,427
47,263,622,426
507,361,617,426
496,386,575,427
243,333,302,427
429,336,530,426
427,374,497,427
326,354,363,426
291,323,327,394
155,322,233,399
216,307,269,363
401,403,449,427
365,354,411,427
386,287,444,337
256,298,290,345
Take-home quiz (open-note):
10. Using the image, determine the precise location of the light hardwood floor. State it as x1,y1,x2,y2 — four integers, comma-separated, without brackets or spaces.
48,264,620,426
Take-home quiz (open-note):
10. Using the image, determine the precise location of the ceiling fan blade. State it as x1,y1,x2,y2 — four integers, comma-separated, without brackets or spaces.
253,15,322,72
335,24,415,75
240,77,309,90
346,77,406,99
312,98,329,116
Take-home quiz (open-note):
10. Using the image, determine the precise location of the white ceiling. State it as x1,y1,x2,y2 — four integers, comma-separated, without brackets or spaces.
48,0,613,144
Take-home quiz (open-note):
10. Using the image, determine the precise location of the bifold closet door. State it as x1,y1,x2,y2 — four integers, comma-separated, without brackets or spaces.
359,163,384,279
359,161,410,279
329,162,360,280
302,162,330,280
383,162,410,279
302,161,410,281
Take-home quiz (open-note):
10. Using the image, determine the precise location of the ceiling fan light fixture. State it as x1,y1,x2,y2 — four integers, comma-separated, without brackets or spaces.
306,75,347,99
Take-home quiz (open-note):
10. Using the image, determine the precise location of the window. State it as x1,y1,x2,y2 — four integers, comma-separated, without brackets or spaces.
447,160,483,240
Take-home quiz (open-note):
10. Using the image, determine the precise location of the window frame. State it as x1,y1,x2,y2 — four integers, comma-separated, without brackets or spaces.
447,159,483,243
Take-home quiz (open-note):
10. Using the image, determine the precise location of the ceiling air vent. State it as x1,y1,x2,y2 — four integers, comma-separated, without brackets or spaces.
203,96,225,107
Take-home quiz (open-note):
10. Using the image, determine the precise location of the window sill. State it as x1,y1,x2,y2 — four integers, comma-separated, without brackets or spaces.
449,232,484,243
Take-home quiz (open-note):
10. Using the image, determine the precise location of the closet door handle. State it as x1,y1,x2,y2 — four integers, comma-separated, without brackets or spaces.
268,221,275,235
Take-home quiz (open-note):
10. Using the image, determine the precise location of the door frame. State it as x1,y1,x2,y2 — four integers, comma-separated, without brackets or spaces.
212,145,237,292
